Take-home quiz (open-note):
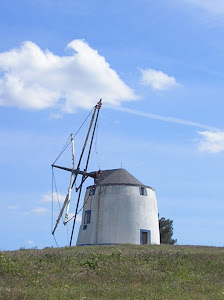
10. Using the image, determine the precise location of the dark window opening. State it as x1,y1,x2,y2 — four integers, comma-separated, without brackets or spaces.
139,187,147,196
89,187,96,196
84,210,91,224
83,225,87,230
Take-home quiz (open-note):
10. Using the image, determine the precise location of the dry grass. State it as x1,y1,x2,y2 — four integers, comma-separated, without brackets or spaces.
0,244,224,299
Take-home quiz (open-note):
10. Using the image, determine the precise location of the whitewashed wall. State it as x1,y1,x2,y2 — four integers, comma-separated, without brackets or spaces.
76,184,160,245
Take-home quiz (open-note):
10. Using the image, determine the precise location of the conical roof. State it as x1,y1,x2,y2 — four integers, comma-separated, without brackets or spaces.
93,168,151,188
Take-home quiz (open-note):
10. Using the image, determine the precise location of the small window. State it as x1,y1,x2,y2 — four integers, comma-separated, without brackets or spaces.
84,210,91,224
139,187,147,196
89,187,96,196
83,225,87,230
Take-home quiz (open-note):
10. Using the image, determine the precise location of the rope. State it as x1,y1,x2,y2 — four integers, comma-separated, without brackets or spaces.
74,107,94,137
66,223,69,245
95,121,101,170
52,234,59,247
52,106,94,166
66,190,93,223
52,168,62,211
52,135,71,165
51,167,54,232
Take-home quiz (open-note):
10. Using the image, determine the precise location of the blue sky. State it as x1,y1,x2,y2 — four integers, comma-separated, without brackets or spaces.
0,0,224,250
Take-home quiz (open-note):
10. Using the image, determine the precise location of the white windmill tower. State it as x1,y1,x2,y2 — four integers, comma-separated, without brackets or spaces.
51,100,160,246
76,168,160,246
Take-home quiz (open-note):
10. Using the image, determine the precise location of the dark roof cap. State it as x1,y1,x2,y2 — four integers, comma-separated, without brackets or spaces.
92,168,152,189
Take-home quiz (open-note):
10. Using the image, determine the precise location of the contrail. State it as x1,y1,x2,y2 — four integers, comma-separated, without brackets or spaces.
108,106,221,132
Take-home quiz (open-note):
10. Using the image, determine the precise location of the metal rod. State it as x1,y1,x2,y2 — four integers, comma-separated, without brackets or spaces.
64,134,75,225
52,165,73,172
52,164,96,178
69,100,102,246
69,176,84,246
75,175,89,192
71,105,97,189
85,107,100,171
52,194,69,235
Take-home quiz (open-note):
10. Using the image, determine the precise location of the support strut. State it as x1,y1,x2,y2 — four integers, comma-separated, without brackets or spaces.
69,100,102,246
51,99,102,246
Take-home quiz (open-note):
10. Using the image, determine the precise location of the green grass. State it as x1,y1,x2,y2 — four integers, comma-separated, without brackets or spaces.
0,244,224,299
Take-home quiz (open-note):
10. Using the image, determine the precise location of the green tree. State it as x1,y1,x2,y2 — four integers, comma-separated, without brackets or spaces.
159,217,177,244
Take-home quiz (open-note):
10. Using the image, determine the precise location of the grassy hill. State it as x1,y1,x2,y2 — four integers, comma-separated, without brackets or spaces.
0,244,223,299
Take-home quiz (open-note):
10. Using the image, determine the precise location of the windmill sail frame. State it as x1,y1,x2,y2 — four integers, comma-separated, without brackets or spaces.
51,99,102,246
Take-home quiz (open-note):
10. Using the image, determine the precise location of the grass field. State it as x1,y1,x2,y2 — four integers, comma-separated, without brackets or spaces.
0,244,223,299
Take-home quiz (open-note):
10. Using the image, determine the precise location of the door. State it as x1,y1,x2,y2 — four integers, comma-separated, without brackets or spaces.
140,229,151,245
142,232,148,244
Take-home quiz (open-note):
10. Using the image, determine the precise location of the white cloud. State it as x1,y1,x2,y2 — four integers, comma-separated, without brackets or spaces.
0,40,137,113
140,68,179,90
41,192,66,204
198,131,224,153
183,0,224,15
27,240,34,245
41,192,82,223
111,106,219,131
8,206,18,210
49,112,63,120
30,207,48,214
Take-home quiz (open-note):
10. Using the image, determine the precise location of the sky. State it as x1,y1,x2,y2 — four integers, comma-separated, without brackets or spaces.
0,0,224,250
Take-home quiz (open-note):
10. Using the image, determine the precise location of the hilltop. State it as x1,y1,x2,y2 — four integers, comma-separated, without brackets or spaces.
0,244,223,299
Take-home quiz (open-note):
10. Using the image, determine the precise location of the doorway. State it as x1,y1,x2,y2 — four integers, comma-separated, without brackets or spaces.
140,229,151,245
142,232,148,244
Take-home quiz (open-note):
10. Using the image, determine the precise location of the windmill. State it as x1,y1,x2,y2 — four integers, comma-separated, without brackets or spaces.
51,99,102,246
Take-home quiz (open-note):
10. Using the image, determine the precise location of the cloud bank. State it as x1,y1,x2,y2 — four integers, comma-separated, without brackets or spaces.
41,192,66,204
140,68,179,90
30,207,48,214
0,40,137,113
183,0,224,15
198,131,224,153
